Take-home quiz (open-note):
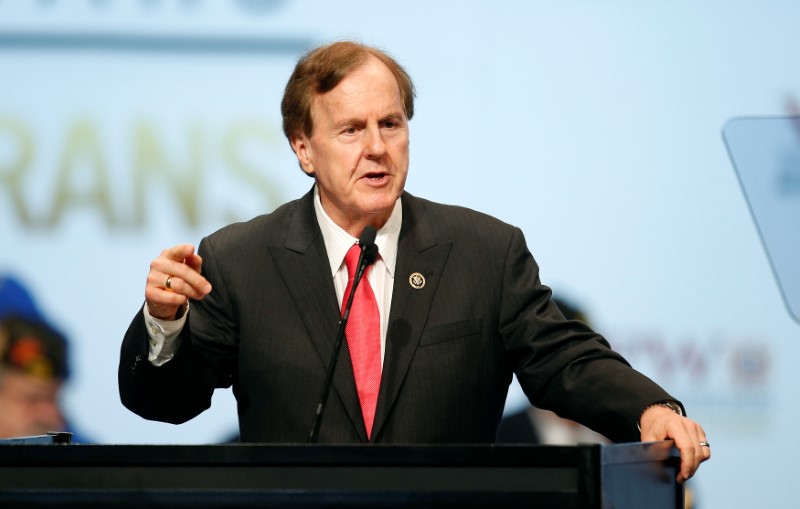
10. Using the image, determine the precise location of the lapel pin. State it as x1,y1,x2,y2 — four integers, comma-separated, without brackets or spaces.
408,272,425,290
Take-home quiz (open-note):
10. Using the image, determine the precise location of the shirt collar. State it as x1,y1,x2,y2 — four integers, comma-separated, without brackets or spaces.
313,185,402,278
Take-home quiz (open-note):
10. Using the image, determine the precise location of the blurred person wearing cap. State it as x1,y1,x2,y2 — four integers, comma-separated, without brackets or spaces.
0,275,87,441
0,316,69,438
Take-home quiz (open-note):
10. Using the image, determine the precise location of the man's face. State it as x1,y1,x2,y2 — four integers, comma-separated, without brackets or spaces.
0,371,64,438
291,56,409,235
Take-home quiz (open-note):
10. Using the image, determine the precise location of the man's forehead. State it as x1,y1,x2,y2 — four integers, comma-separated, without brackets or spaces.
312,65,403,118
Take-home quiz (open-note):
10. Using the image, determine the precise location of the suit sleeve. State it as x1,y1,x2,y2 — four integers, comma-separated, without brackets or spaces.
117,236,236,425
499,227,678,443
118,309,215,424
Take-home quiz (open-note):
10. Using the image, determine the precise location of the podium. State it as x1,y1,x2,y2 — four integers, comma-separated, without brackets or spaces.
0,441,682,508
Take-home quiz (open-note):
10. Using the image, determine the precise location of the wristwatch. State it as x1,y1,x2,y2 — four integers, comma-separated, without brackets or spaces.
638,400,684,430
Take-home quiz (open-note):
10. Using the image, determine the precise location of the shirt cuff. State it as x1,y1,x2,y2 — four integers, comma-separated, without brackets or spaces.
142,303,187,366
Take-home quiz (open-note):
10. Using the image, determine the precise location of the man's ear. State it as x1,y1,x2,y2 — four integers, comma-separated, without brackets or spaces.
290,134,315,177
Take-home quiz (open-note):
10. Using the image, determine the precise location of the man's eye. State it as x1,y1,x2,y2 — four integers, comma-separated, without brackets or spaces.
343,126,357,135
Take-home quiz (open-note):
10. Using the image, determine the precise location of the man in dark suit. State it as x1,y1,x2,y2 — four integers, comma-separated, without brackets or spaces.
119,41,709,482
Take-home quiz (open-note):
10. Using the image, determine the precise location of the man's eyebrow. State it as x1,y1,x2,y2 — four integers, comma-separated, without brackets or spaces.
332,118,362,130
331,113,406,131
380,113,405,123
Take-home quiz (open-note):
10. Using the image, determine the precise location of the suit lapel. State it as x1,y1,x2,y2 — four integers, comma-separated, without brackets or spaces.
372,194,451,439
268,190,367,441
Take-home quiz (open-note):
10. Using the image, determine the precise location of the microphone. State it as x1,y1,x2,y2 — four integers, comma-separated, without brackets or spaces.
308,226,379,443
355,225,378,280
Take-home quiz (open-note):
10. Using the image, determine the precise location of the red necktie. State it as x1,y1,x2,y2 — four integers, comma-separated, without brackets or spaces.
342,244,381,439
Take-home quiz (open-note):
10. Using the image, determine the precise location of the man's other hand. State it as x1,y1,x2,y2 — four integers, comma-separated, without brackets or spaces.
144,244,212,320
640,404,711,483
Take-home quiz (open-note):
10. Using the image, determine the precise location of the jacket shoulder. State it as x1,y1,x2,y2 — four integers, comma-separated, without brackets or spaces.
201,195,308,254
406,194,519,241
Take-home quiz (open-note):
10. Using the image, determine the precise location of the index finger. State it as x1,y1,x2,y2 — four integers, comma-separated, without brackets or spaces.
676,440,699,483
164,244,197,262
151,245,211,298
184,253,203,273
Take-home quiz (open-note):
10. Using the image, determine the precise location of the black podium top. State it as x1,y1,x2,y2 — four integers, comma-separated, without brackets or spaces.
0,441,681,508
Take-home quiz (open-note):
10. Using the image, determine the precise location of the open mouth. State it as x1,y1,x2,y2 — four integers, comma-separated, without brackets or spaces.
364,172,388,181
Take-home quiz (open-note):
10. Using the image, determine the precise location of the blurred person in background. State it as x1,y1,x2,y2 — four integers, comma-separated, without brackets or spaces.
0,275,88,442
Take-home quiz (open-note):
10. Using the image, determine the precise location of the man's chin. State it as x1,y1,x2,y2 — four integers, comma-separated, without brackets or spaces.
362,195,401,215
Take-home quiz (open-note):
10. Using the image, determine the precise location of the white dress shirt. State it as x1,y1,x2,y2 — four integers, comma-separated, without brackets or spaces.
144,186,402,366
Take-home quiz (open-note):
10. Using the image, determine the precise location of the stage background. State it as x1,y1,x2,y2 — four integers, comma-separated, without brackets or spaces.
1,2,798,507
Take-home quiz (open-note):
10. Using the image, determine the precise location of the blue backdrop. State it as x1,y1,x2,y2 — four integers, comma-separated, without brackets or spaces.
1,2,797,507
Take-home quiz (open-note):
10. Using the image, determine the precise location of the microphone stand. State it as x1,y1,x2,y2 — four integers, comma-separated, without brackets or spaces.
308,228,378,443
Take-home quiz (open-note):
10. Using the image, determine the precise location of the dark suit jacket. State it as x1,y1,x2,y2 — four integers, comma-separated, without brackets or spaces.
119,189,677,443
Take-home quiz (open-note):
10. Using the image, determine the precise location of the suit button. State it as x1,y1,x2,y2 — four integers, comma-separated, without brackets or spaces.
130,354,143,375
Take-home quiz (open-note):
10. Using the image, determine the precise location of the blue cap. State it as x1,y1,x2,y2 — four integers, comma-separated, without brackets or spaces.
0,275,69,379
0,275,43,322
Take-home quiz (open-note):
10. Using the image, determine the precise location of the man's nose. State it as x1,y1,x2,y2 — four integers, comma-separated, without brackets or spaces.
363,124,387,158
